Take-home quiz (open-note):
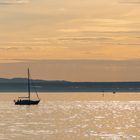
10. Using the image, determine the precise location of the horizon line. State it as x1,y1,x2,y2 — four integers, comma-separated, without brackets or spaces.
0,77,140,83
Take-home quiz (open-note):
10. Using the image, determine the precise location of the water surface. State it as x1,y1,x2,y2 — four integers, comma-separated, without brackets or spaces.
0,93,139,140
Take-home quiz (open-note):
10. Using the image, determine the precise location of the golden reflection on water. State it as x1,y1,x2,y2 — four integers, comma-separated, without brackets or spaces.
0,96,139,140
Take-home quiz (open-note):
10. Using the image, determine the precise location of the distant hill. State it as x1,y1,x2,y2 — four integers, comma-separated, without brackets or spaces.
0,78,67,83
0,78,140,92
0,78,45,83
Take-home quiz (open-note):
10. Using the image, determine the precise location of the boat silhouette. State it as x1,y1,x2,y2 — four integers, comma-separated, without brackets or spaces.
14,68,40,105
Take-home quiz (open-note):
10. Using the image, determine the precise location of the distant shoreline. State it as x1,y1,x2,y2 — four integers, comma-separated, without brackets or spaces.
0,78,140,92
0,91,140,93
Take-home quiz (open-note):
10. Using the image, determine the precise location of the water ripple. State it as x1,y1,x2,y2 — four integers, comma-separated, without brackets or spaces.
0,101,139,140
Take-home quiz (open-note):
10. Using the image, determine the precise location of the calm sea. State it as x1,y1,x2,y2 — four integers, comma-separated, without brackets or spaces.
0,92,139,140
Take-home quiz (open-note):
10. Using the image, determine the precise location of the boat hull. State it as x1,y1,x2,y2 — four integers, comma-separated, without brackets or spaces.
14,100,40,105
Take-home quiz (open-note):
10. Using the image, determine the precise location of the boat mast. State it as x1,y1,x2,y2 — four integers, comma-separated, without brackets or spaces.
28,68,31,101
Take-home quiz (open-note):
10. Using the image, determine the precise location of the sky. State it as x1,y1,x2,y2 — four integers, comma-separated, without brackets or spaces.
0,0,140,81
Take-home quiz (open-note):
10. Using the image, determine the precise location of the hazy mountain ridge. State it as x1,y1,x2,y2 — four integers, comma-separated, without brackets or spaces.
0,78,67,83
0,78,140,92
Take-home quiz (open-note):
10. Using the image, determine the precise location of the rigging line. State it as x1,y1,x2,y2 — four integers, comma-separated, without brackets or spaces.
29,73,40,100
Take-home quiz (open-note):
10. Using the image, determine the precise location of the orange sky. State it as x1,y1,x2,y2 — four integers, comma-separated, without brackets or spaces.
0,0,140,81
0,0,140,61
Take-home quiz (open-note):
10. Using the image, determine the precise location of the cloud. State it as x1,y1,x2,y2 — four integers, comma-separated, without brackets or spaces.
0,41,51,49
0,0,29,5
119,0,140,4
59,28,140,33
117,43,140,46
58,37,113,42
0,46,32,51
34,36,113,41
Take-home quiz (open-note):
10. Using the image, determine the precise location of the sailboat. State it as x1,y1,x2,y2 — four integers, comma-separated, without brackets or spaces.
14,68,40,105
